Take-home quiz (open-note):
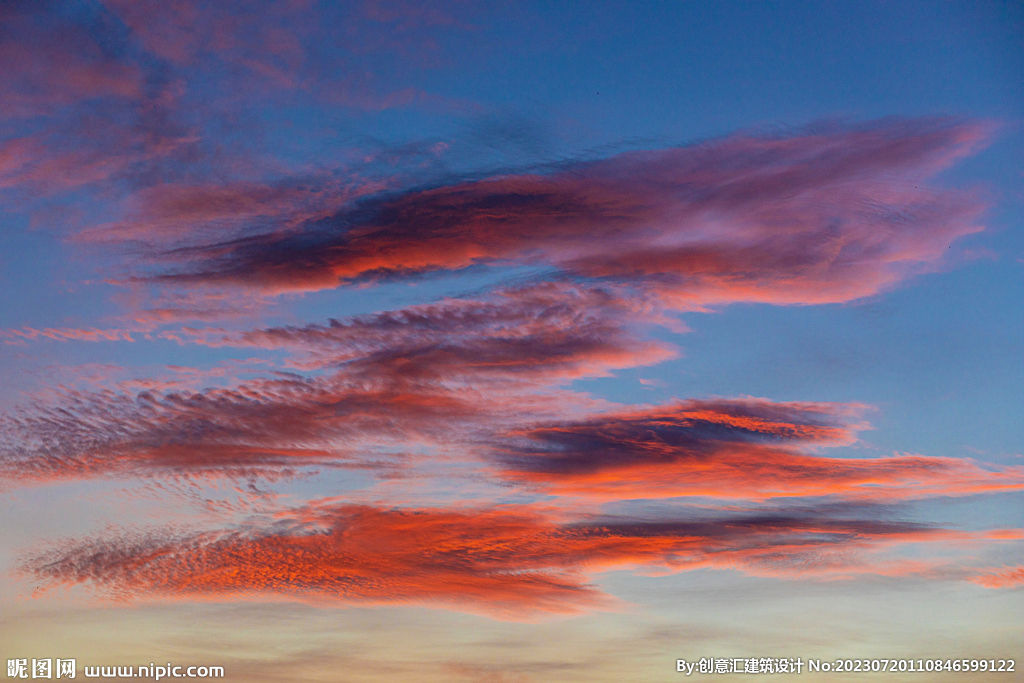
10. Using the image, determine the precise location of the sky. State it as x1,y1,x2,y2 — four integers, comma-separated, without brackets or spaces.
1,1,1022,682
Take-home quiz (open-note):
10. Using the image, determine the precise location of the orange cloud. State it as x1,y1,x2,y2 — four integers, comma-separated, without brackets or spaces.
25,502,1012,619
141,118,990,307
492,400,1024,501
970,565,1024,589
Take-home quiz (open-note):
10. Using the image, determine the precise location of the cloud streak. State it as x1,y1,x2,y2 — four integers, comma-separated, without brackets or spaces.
7,288,1021,510
25,502,1014,619
175,283,676,377
140,118,990,308
0,375,473,483
970,565,1024,589
0,2,143,119
492,400,1024,501
1,284,670,483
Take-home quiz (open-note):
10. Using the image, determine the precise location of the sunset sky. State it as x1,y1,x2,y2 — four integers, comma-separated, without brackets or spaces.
1,2,1022,681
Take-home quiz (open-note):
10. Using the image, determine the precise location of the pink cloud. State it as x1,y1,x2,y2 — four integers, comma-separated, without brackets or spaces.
0,8,142,119
99,0,480,110
2,327,136,345
100,0,311,72
138,118,991,307
970,565,1024,589
76,176,388,246
0,284,668,484
174,283,676,377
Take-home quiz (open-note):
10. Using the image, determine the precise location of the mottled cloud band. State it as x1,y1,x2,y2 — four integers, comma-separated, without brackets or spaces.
25,502,1016,619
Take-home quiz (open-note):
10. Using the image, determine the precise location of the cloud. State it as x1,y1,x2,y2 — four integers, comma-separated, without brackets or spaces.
0,127,189,201
1,327,136,345
99,0,480,109
24,502,1009,619
0,374,473,484
492,400,1024,501
176,283,676,378
0,5,196,202
100,0,304,71
970,565,1024,589
1,284,669,483
140,118,991,306
76,177,388,246
0,0,470,240
0,2,143,119
8,286,1021,506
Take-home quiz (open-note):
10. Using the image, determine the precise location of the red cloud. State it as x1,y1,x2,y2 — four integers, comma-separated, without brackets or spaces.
1,285,668,483
7,291,1020,506
25,502,1012,619
492,400,1024,501
143,118,991,306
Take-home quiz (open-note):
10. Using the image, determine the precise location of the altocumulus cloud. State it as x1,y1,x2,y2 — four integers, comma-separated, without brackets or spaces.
0,284,674,483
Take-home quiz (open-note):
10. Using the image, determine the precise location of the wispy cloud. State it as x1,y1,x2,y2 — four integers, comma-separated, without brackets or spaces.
0,2,143,119
25,502,1015,619
7,282,1022,510
3,102,1014,622
0,0,479,244
491,400,1024,500
99,0,479,106
133,118,990,307
1,283,669,484
76,176,389,247
2,327,137,345
970,565,1024,589
173,283,676,377
0,374,469,484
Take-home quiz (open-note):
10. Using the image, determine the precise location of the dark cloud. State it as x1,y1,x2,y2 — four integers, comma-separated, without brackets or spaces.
492,400,1024,500
140,118,990,307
